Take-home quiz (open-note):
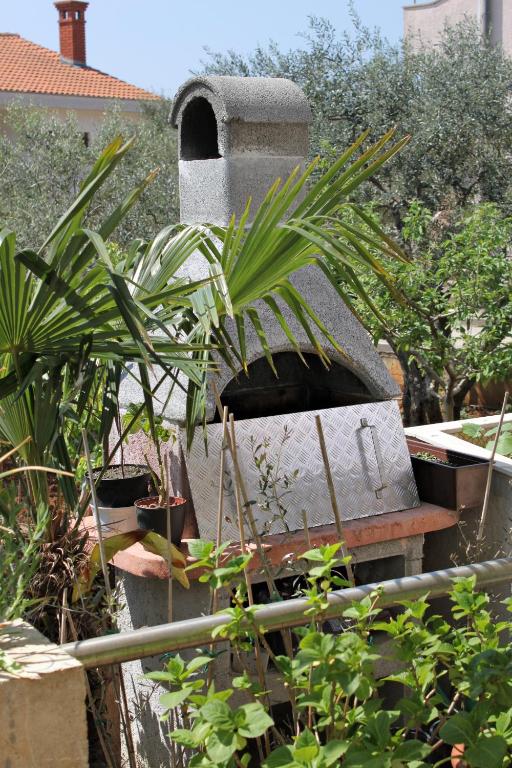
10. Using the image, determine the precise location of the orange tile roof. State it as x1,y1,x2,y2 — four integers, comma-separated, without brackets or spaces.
0,33,159,101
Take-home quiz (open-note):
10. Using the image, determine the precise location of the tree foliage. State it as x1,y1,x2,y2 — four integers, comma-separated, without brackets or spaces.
203,15,512,422
203,15,512,217
356,202,512,423
0,99,179,249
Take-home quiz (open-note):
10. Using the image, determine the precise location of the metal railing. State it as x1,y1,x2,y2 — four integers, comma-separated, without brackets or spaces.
63,558,512,670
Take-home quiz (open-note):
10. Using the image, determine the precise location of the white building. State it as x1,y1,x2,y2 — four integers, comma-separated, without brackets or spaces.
0,1,159,140
404,0,512,54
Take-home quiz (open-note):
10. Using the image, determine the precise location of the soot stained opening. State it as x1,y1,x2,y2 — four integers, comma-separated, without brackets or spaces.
216,351,374,422
180,97,220,160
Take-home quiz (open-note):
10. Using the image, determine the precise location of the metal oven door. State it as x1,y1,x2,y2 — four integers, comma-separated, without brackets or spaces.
184,400,420,542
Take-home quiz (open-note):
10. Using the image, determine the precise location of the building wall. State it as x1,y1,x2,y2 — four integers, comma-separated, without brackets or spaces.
0,92,148,140
500,0,512,55
404,0,484,49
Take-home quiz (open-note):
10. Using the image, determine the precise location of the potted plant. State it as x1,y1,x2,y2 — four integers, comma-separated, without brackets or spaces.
90,464,154,507
128,408,187,546
407,437,489,510
135,490,187,546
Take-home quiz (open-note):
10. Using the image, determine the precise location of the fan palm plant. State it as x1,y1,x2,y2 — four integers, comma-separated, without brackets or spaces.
0,137,210,520
0,129,409,528
127,128,410,443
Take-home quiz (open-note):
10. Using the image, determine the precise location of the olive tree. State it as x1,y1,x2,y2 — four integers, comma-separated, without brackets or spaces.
203,15,512,422
0,99,178,248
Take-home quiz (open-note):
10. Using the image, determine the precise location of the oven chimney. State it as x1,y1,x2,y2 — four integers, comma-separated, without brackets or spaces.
171,76,312,225
55,1,89,67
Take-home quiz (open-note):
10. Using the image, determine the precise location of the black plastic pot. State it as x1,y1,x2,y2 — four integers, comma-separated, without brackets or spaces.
90,464,154,508
134,495,186,546
407,438,489,510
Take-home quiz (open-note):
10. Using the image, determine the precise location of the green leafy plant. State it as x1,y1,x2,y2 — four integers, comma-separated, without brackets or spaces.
0,485,49,622
147,542,512,768
461,422,512,458
355,202,512,425
250,427,299,536
414,451,450,465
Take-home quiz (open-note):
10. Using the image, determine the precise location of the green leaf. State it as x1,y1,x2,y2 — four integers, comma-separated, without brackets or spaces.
262,747,300,768
392,740,430,762
159,686,193,710
464,735,508,768
322,740,349,766
200,699,234,728
294,728,319,762
170,729,200,748
237,702,274,738
186,656,214,675
188,539,215,560
439,713,475,746
206,729,238,763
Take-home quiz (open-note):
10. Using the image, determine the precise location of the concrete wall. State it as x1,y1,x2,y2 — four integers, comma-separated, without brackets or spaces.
404,0,484,49
0,620,88,768
501,0,512,55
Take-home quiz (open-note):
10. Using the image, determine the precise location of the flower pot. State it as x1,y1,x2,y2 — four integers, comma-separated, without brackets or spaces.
96,505,139,534
134,495,186,546
89,464,154,508
451,743,466,767
407,437,489,510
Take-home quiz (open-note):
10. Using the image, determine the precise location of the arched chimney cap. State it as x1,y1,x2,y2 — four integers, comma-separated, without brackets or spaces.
171,76,312,128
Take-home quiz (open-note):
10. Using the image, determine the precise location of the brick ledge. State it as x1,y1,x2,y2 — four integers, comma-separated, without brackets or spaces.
82,503,459,581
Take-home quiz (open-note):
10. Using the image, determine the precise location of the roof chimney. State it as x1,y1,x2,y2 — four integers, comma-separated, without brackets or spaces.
54,1,89,67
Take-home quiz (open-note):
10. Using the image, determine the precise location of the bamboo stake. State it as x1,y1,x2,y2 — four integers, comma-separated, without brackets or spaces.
210,405,229,617
230,415,270,760
117,671,137,768
59,587,68,645
315,415,355,587
82,428,112,601
164,453,173,623
477,391,510,542
211,385,278,599
228,414,295,643
208,411,228,690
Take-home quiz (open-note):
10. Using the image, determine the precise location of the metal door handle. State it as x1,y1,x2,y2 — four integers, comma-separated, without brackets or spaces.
360,418,388,499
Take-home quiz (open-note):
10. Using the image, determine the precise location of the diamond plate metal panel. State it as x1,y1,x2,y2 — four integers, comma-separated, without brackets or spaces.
183,401,420,542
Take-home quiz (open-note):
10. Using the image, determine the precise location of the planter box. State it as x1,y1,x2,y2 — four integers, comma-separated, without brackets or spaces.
407,437,489,510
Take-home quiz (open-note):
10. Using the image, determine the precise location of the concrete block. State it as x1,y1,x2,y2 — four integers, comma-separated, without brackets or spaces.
0,620,88,768
178,155,307,225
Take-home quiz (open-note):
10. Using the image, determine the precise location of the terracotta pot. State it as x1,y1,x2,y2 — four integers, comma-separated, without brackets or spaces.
134,495,186,545
451,743,466,767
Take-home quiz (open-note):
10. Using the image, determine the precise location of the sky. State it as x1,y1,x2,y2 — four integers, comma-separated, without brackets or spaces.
1,1,407,96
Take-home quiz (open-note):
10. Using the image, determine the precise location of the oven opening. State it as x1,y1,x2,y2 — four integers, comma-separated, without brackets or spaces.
215,351,375,422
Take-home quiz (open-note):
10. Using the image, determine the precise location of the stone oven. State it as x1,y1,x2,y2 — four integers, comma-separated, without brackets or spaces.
168,76,417,540
123,72,418,539
112,76,456,766
120,75,414,540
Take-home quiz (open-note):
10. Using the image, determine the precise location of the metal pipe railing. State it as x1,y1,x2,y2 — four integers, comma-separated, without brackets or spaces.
63,558,512,670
